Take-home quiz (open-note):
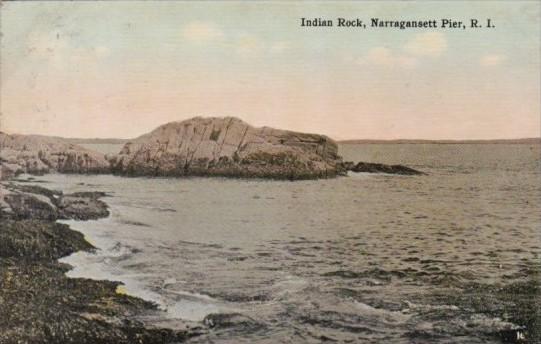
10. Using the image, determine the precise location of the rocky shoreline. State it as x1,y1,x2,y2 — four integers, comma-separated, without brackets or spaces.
0,132,110,178
1,117,426,181
0,182,204,344
0,118,425,342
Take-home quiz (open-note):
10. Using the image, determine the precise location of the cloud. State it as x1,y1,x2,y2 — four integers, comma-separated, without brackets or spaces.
404,32,447,57
180,22,283,58
357,47,417,68
355,32,446,68
480,54,506,67
182,21,224,43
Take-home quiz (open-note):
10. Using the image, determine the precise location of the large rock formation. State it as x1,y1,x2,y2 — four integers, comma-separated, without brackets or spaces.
0,132,109,178
110,117,345,180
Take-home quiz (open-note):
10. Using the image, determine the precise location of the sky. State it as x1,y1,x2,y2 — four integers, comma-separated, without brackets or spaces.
1,1,539,140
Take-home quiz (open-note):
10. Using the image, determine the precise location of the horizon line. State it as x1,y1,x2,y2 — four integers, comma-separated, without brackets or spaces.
2,130,539,144
0,129,541,143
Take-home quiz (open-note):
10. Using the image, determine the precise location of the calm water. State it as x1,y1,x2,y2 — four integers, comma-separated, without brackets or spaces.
23,144,541,343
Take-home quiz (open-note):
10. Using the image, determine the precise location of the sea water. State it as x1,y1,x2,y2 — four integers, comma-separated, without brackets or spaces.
22,144,540,343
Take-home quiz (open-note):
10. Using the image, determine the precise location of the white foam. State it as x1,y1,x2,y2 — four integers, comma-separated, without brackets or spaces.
165,299,220,321
404,300,459,311
271,275,309,297
346,171,374,178
58,214,227,323
61,247,224,322
165,289,217,302
354,301,412,323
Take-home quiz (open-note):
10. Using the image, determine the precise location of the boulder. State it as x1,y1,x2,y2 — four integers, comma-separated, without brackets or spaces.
110,117,345,180
0,184,109,221
0,132,110,176
203,313,262,331
0,162,23,181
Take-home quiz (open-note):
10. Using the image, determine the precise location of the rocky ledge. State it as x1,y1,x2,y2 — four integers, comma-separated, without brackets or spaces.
109,117,345,180
341,161,426,176
0,132,109,180
0,183,203,343
0,183,109,221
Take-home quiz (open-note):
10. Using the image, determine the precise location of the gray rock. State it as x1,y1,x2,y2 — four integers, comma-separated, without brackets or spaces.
0,162,23,181
203,313,262,331
0,184,109,221
3,192,60,221
343,161,426,175
0,220,200,344
0,132,109,175
0,184,201,344
56,193,110,220
110,117,345,180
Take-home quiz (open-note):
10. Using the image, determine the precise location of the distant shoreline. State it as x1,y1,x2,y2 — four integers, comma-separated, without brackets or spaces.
62,137,541,145
338,138,541,145
63,137,129,144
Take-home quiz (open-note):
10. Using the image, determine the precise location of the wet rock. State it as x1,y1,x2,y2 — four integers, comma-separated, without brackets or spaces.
0,220,93,260
6,184,62,199
498,328,528,343
419,267,541,344
206,291,270,303
0,162,23,181
203,313,262,331
340,161,355,171
0,131,110,175
3,191,59,220
451,278,541,343
0,257,195,344
55,193,109,220
1,184,109,221
0,184,201,343
110,117,345,180
343,161,426,175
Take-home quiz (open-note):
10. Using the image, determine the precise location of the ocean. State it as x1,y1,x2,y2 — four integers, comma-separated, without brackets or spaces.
22,143,541,343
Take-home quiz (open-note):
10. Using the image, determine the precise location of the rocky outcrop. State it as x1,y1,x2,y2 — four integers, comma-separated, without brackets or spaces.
0,121,427,180
0,162,23,181
0,183,109,220
343,161,426,176
110,117,344,180
0,182,203,343
0,132,109,178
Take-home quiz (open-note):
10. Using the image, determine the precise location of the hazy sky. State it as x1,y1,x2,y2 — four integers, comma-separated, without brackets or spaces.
1,1,539,140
